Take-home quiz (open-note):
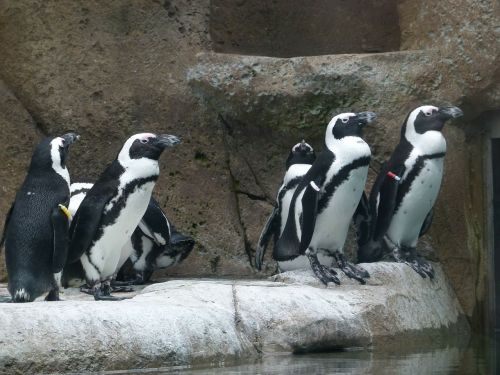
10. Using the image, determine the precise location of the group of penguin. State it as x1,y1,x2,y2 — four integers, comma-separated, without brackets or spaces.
0,103,462,302
256,104,463,285
1,133,194,302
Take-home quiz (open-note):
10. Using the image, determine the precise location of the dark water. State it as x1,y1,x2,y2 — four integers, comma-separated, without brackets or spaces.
102,335,496,375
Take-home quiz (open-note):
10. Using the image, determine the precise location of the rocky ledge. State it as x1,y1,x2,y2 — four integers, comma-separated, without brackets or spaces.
0,262,469,374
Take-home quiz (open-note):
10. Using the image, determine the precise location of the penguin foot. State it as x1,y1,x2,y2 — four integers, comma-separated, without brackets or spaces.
307,252,340,285
417,257,435,279
0,296,12,303
45,289,61,301
111,280,136,287
332,251,370,284
110,285,134,293
406,260,428,278
110,279,135,292
94,285,127,301
79,285,94,295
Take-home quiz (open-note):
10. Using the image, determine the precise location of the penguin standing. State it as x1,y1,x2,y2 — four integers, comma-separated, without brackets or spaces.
358,105,463,278
275,112,376,285
66,133,180,300
64,183,194,286
1,133,79,302
255,140,316,270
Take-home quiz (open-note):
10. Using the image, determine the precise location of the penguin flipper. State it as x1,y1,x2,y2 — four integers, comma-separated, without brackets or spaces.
419,209,434,237
353,192,371,246
51,205,70,273
298,182,320,254
370,164,405,241
255,206,279,270
67,194,111,263
137,197,171,246
0,203,14,250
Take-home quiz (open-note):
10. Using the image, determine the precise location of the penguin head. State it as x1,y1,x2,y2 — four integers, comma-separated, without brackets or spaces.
325,112,376,147
403,105,463,138
119,133,181,166
285,140,316,169
29,132,79,174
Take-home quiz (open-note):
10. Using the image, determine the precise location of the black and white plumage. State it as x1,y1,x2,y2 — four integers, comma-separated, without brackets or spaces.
66,133,180,300
275,112,376,285
255,140,316,270
1,133,79,302
65,182,194,286
357,105,463,278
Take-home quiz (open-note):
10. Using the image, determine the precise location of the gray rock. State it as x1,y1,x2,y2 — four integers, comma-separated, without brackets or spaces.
0,262,469,374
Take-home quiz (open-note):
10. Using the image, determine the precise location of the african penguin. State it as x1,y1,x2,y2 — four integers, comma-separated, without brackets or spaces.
275,112,376,285
255,140,316,271
1,133,79,302
64,183,194,286
66,133,180,300
357,105,463,278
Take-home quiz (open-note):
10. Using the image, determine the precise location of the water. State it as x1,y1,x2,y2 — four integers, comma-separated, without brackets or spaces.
98,336,495,375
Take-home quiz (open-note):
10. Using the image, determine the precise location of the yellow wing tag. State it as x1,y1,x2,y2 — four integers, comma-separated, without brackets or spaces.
58,204,72,220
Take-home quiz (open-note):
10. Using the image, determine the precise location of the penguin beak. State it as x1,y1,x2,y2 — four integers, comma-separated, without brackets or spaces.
438,106,463,120
61,132,80,145
155,134,181,149
356,112,377,127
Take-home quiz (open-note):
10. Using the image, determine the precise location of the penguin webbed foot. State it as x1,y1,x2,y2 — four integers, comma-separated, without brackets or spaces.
391,246,434,279
110,279,135,292
307,251,340,286
333,251,369,284
94,284,127,301
45,289,61,301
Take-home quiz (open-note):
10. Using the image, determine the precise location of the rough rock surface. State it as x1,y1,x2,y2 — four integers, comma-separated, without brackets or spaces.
0,0,498,327
0,263,469,374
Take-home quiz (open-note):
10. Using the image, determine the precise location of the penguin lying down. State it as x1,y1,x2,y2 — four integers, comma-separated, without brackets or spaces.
63,182,194,289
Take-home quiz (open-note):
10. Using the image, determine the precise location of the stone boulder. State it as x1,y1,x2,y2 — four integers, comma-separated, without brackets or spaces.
0,263,469,374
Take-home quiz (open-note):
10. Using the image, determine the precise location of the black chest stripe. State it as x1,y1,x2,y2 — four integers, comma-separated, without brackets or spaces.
394,152,445,212
318,156,371,213
91,175,158,246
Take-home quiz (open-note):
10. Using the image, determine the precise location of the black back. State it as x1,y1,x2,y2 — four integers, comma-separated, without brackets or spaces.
4,137,70,297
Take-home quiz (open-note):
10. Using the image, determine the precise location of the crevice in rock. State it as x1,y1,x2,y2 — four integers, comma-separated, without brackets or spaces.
231,283,263,356
0,75,49,137
240,155,275,204
218,114,254,265
234,189,270,203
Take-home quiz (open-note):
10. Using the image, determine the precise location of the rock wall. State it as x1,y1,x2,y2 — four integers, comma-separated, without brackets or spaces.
0,0,498,329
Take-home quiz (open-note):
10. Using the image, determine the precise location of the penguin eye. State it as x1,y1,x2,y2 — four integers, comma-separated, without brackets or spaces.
140,138,149,144
424,110,433,117
341,118,349,124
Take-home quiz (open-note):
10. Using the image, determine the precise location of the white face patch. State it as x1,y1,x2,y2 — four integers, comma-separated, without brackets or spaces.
324,112,366,152
404,105,446,154
405,105,439,139
50,137,70,186
292,141,313,152
118,133,156,167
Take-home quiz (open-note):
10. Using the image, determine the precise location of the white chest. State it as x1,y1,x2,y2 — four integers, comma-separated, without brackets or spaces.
88,180,156,278
388,157,444,247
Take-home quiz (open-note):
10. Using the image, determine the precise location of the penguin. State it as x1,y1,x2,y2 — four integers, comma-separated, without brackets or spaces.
255,140,316,271
64,183,194,286
1,133,79,302
275,112,376,285
357,105,463,278
117,198,195,284
66,133,180,300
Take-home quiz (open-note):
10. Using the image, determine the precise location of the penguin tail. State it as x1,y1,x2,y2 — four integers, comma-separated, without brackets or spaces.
12,288,33,303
